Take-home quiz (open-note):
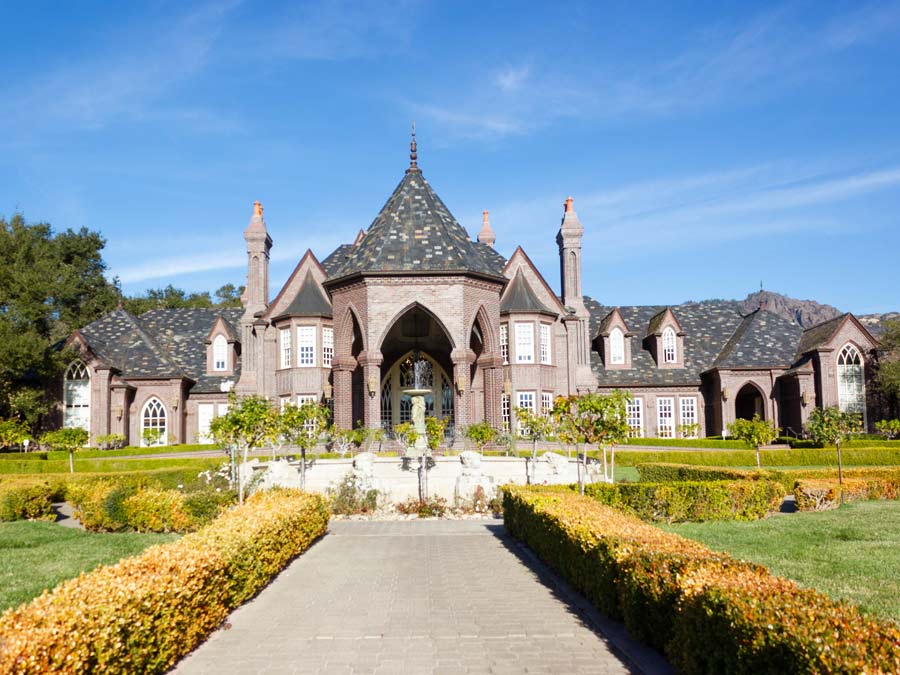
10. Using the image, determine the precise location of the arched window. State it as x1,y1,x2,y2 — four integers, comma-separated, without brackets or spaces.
610,328,625,365
141,397,168,447
837,344,865,417
662,327,677,363
64,361,90,431
212,334,228,371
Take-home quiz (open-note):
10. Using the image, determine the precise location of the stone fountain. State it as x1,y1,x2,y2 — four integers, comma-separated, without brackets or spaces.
403,352,432,458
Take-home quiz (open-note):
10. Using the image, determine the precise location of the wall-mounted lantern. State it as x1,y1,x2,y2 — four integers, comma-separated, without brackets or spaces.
114,405,123,421
323,383,333,399
367,377,378,397
721,387,729,401
456,373,466,393
503,377,513,396
801,391,809,407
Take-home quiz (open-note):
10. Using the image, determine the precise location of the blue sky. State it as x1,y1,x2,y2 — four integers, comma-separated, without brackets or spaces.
2,1,900,313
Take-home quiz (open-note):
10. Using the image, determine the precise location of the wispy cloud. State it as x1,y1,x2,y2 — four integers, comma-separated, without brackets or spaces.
414,2,900,139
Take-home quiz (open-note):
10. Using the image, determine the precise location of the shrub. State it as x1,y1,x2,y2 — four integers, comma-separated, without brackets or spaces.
615,447,900,468
580,480,783,523
68,481,136,532
794,477,900,511
326,473,379,515
395,496,448,518
95,434,127,450
183,489,236,526
0,484,56,522
0,489,329,674
122,489,194,533
502,486,900,673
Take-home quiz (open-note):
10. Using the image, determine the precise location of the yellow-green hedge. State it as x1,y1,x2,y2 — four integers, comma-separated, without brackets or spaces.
0,489,329,674
794,477,900,511
503,486,900,673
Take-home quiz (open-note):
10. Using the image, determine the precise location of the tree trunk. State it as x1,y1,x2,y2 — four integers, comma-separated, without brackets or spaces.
239,444,250,504
531,437,538,484
756,445,761,469
837,440,844,505
301,448,307,490
69,450,74,474
577,444,584,495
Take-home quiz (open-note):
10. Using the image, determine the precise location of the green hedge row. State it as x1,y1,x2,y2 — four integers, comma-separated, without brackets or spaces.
616,447,900,468
502,486,900,673
0,489,329,674
794,477,900,511
578,480,783,523
0,456,222,475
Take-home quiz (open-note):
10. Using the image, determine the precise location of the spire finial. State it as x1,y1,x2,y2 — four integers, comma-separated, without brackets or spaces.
407,122,419,173
253,200,263,217
564,196,574,213
477,209,496,247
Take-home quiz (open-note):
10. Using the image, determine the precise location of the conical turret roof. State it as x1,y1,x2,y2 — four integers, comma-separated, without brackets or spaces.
329,170,506,280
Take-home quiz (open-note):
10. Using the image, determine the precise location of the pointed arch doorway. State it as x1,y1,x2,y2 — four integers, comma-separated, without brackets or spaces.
380,351,454,430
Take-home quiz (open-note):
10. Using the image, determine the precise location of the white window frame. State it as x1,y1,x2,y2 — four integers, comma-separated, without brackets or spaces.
539,323,552,365
679,396,698,438
626,397,643,438
501,394,511,433
322,326,334,367
63,361,91,432
280,328,292,369
610,328,625,365
198,403,215,442
541,392,553,415
141,397,168,447
212,334,228,371
297,394,319,435
837,343,866,420
662,327,677,363
515,322,534,363
657,397,675,438
297,326,316,367
516,391,535,437
500,324,509,365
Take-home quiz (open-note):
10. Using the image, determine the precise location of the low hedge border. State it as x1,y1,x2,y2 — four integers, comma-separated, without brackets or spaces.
794,477,900,511
617,447,900,468
0,488,329,674
502,486,900,673
578,480,783,523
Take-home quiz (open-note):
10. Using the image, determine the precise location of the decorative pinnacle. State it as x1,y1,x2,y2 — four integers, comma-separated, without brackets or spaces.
477,209,496,247
564,196,574,213
253,200,263,217
407,122,419,173
482,210,490,225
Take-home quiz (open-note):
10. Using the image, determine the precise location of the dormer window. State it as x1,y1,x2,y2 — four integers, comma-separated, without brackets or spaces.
610,328,625,365
663,327,677,363
212,335,228,371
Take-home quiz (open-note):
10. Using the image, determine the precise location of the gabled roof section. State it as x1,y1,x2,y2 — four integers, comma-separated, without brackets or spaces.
272,270,332,319
327,170,506,281
205,313,240,343
646,307,684,337
713,308,802,369
265,250,329,320
500,269,557,316
502,246,565,314
796,313,849,355
597,308,630,336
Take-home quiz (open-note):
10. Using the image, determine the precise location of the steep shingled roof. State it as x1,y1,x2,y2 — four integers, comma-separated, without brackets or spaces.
78,308,243,393
500,269,557,316
713,309,802,368
327,170,506,280
796,313,849,356
272,271,332,319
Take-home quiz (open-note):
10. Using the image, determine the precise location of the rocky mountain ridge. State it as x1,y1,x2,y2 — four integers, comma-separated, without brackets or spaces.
737,290,896,335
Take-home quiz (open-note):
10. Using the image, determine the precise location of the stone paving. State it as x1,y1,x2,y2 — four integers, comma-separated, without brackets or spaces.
173,519,651,674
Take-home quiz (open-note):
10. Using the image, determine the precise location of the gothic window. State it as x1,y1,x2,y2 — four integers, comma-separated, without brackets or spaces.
381,379,393,430
626,397,643,437
662,327,677,363
280,328,292,369
399,395,412,423
515,322,534,363
837,344,865,417
540,324,552,364
610,328,625,365
500,324,509,365
297,326,316,367
441,375,454,425
657,397,675,438
64,361,90,432
141,397,167,447
322,327,334,367
212,335,228,371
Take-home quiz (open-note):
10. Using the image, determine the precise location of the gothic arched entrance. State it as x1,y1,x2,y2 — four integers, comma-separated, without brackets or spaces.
735,383,766,421
380,351,454,430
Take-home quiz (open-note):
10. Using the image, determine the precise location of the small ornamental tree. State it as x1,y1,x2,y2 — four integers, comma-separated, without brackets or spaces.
875,419,900,440
41,427,89,473
209,394,273,504
393,422,419,451
328,425,355,457
464,421,497,456
515,406,556,484
424,416,448,454
0,418,31,451
806,406,862,503
285,402,329,490
728,414,780,469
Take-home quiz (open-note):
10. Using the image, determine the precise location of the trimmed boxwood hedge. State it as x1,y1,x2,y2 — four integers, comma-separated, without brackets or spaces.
616,447,900,468
502,486,900,673
578,480,783,523
794,476,900,511
0,489,329,674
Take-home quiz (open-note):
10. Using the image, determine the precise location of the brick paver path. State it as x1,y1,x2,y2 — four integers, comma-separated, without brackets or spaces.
174,520,641,674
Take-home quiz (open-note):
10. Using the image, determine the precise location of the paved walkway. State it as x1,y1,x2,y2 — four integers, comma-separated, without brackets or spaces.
174,519,661,675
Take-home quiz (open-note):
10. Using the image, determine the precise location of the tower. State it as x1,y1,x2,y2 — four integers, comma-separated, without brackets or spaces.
236,201,273,394
556,197,594,392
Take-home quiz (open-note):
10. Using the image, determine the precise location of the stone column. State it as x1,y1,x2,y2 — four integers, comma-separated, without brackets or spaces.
359,351,383,430
332,357,356,429
451,349,475,430
479,354,503,430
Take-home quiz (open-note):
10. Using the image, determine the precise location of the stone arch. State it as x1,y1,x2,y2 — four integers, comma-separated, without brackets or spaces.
467,304,498,357
375,301,457,355
337,304,366,357
735,381,767,421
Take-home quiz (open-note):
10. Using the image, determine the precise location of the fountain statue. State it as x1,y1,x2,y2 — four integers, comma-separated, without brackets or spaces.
403,351,431,458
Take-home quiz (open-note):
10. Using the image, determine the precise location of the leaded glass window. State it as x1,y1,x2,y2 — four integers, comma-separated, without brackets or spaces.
662,327,677,363
64,361,90,431
838,344,865,417
610,328,625,365
142,397,167,447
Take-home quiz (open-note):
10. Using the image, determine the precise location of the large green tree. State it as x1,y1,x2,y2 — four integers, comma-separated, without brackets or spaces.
876,319,900,416
123,283,245,314
0,214,119,428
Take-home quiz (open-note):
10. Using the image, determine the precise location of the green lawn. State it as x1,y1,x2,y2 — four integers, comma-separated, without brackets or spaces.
0,521,177,612
665,501,900,622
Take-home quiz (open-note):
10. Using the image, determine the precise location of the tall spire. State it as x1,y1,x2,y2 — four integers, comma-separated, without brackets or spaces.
477,209,496,247
406,122,420,174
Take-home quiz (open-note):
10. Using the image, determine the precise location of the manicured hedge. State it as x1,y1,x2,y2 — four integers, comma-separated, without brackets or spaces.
624,437,752,449
0,488,329,674
794,477,900,511
0,484,58,522
502,486,900,673
616,447,900,468
579,480,783,522
0,456,222,475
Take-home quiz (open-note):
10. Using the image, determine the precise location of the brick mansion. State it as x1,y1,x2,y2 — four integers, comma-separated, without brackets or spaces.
62,137,880,446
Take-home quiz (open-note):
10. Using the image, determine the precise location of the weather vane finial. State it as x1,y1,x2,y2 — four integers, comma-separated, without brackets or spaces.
407,122,419,173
